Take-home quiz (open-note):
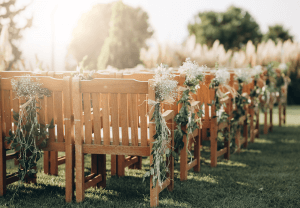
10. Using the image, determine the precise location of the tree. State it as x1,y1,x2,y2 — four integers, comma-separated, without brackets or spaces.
188,6,262,50
0,0,32,67
68,1,153,70
263,24,293,44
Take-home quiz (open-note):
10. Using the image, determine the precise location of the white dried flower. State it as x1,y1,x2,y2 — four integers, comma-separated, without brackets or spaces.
278,63,288,71
215,68,230,85
179,58,205,89
235,69,252,83
152,64,178,103
251,65,263,76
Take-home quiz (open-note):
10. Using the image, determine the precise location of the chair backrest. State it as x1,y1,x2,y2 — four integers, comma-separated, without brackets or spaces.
0,76,72,150
72,77,151,147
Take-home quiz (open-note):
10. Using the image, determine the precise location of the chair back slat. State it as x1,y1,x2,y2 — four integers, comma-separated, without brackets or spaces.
111,93,119,145
119,93,129,146
3,90,11,136
101,93,110,145
54,91,64,142
91,93,101,144
12,91,19,132
83,93,92,144
139,94,148,146
129,94,139,146
47,92,55,143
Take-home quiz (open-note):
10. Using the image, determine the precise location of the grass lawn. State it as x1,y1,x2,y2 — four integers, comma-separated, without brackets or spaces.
1,106,300,207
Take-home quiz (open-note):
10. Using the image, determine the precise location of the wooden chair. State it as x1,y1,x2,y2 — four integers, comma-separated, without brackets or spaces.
198,72,231,167
0,71,69,176
72,77,175,207
112,72,201,181
0,76,74,202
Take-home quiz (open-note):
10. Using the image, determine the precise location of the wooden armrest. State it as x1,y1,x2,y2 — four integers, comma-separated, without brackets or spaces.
162,110,174,121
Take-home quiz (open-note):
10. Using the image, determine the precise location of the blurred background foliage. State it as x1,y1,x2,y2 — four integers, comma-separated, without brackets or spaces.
67,1,153,70
1,1,300,104
188,6,263,50
0,0,32,69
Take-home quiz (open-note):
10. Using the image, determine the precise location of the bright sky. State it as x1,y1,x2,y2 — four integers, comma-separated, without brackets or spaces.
17,0,300,71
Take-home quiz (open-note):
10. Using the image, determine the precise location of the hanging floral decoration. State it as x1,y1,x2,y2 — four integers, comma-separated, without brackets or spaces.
5,77,54,191
143,64,178,188
174,58,205,160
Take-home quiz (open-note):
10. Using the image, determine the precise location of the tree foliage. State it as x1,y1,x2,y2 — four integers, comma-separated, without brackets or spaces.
0,0,32,67
68,1,153,70
188,6,262,50
263,24,293,44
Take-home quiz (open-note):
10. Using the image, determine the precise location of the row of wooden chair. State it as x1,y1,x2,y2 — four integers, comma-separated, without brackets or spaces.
0,67,287,206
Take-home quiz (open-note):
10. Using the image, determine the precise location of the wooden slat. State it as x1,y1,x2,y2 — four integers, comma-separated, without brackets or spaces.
120,93,129,146
82,144,150,156
186,159,198,171
124,156,139,167
217,147,228,157
158,179,170,193
54,91,64,142
139,94,147,146
12,92,19,132
81,79,148,94
92,93,101,144
83,93,92,144
111,93,119,145
84,174,102,190
130,94,138,146
101,93,110,145
47,93,55,142
3,90,11,136
57,156,66,165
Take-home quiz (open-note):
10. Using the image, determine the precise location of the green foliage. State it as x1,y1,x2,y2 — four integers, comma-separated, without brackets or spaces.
188,6,262,50
0,0,33,66
229,79,249,149
97,1,153,70
143,103,172,188
263,24,294,44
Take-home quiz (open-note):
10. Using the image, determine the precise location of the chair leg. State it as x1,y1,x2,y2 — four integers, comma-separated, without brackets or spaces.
243,118,248,148
283,106,286,124
50,151,58,176
117,155,125,177
44,151,50,174
264,111,268,134
180,133,188,181
76,146,85,202
210,133,217,167
0,142,6,196
193,132,200,173
65,143,74,202
279,104,282,127
224,128,230,160
111,155,117,176
269,108,273,132
150,175,159,207
97,154,106,188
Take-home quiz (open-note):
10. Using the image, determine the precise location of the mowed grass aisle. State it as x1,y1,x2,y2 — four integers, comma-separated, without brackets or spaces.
1,106,300,207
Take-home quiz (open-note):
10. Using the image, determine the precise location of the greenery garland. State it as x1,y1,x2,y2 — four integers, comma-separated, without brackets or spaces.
143,64,178,188
174,58,204,160
230,78,249,150
5,77,54,189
